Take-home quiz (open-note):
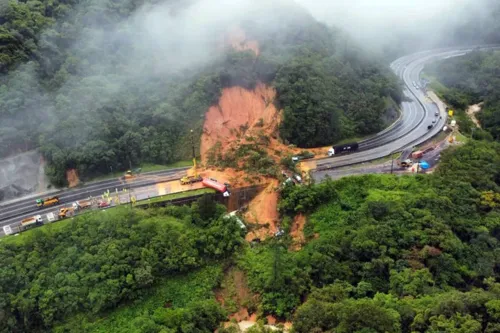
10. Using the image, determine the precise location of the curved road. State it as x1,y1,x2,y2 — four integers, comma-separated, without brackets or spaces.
1,46,498,235
312,46,499,174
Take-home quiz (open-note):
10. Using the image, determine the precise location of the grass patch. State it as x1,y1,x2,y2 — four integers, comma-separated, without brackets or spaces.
135,188,216,206
455,131,469,143
60,265,224,333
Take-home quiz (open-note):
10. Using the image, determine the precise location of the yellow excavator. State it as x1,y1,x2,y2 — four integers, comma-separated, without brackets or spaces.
180,130,203,185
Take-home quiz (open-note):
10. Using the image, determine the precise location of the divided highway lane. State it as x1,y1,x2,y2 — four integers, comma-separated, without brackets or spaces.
0,167,190,224
313,47,485,172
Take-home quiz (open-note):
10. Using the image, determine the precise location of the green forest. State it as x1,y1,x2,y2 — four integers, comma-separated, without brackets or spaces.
1,139,500,332
0,199,244,332
0,0,401,185
425,50,500,141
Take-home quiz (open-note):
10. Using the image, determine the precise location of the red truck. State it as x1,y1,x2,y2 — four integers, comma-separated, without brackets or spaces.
411,151,424,159
202,178,230,197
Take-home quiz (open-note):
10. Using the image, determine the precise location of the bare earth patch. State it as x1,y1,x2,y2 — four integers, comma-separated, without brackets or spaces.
467,102,483,128
66,169,80,188
244,180,279,241
290,214,307,250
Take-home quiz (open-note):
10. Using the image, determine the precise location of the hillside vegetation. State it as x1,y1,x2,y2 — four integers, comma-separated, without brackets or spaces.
0,0,401,186
425,50,500,140
1,141,499,332
0,201,244,332
236,140,500,332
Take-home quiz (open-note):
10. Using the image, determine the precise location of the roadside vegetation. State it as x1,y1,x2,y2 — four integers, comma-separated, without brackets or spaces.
425,50,500,141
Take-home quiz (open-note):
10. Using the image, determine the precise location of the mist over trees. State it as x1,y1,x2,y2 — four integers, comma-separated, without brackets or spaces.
0,0,402,185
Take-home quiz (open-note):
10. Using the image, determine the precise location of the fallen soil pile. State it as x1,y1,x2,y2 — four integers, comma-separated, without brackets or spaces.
200,82,280,161
244,180,279,242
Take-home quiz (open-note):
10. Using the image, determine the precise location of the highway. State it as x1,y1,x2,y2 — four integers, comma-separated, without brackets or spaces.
1,46,498,235
311,46,499,173
0,167,189,232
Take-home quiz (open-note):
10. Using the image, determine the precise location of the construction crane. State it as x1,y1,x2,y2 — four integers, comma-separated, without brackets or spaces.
180,129,202,185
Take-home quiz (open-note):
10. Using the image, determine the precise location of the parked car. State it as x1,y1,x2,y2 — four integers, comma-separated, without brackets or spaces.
98,201,110,208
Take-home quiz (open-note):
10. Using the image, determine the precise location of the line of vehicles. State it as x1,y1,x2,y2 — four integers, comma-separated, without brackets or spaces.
18,197,110,232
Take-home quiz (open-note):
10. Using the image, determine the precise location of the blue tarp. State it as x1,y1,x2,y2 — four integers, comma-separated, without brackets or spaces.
420,161,430,170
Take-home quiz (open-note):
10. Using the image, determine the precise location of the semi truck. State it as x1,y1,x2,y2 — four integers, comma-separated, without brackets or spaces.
202,178,230,197
328,142,359,157
36,196,60,208
21,215,43,230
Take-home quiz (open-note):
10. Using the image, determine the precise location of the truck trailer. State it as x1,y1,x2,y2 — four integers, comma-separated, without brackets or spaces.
36,196,60,208
412,151,424,159
202,178,230,197
328,142,359,157
21,215,43,230
72,200,92,211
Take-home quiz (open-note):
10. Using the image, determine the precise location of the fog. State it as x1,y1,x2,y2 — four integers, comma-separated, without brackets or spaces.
295,0,488,53
0,0,499,199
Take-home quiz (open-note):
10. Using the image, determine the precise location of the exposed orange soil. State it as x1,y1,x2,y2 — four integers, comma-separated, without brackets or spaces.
66,169,80,188
216,268,257,324
290,214,307,250
244,180,279,241
200,83,279,162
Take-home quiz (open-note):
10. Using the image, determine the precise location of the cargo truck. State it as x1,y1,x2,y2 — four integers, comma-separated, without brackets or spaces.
202,178,230,197
412,151,424,159
21,215,43,230
328,142,359,157
36,196,60,208
72,200,92,211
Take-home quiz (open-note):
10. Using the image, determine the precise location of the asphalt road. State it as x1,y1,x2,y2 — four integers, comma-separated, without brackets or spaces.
2,45,498,235
313,139,450,181
0,167,189,230
312,46,499,173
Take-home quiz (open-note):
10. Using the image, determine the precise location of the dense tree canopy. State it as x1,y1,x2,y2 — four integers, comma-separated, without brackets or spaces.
0,0,401,185
239,140,500,332
425,50,500,140
0,203,244,332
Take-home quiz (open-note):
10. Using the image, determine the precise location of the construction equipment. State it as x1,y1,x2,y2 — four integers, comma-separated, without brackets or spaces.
58,207,75,219
21,215,43,230
399,159,413,168
180,175,203,185
36,196,60,208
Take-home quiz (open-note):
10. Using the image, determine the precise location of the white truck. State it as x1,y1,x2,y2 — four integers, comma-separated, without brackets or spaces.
21,215,43,230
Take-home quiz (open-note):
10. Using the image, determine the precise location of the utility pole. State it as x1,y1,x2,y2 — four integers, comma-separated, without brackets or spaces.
190,129,197,177
390,152,395,174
